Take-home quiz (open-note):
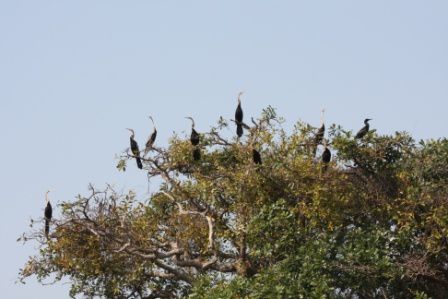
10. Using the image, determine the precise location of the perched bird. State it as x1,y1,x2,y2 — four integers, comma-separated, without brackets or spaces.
322,139,331,171
44,190,53,237
252,148,262,165
144,116,157,156
355,118,372,139
126,128,143,169
193,147,201,161
313,109,326,156
235,92,244,137
186,117,200,146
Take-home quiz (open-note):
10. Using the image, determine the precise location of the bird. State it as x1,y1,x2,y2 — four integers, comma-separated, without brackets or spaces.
186,117,200,146
313,109,326,155
235,92,244,137
144,116,157,156
44,190,53,237
126,128,143,169
355,118,372,139
252,148,262,165
322,139,331,171
193,147,201,161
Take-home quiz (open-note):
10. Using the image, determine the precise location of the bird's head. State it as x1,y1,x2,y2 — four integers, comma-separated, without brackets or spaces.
237,91,244,105
148,116,156,127
185,117,195,128
364,118,372,124
126,128,135,138
45,190,51,204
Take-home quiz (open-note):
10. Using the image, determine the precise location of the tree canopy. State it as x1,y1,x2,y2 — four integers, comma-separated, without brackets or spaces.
19,107,448,298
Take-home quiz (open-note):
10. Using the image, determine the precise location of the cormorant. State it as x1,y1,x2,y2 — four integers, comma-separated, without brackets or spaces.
315,109,325,145
313,109,325,156
144,116,157,156
355,118,372,139
193,147,201,161
252,148,262,165
235,92,244,137
44,190,52,237
186,117,200,146
126,128,143,169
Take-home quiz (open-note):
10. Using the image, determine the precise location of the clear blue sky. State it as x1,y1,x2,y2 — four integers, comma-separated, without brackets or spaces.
1,1,447,297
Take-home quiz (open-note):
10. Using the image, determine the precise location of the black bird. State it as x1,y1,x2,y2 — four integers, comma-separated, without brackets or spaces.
193,147,201,161
186,117,200,146
355,118,372,139
44,190,53,237
313,109,325,156
235,92,244,137
144,116,157,156
252,148,262,165
126,128,143,169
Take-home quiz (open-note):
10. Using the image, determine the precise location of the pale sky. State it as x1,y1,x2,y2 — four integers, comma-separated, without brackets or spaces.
1,1,447,298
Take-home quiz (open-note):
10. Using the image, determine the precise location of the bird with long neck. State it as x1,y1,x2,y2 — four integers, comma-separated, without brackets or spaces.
313,109,326,156
126,128,143,169
235,92,244,138
355,118,372,139
44,190,53,238
186,117,200,146
144,116,157,156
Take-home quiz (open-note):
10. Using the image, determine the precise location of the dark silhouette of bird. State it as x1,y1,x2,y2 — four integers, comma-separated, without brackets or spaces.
193,147,201,161
235,92,244,137
44,190,53,237
186,117,200,146
355,118,372,139
144,116,157,156
126,128,143,169
252,148,262,165
313,109,325,156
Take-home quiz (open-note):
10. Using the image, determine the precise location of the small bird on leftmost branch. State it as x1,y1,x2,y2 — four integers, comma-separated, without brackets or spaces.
44,190,52,238
126,128,143,169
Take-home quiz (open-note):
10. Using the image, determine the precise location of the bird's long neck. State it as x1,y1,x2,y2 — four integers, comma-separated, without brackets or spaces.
320,109,325,126
45,191,50,204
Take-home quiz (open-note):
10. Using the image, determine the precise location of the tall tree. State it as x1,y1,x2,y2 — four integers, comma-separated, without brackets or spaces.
20,108,448,299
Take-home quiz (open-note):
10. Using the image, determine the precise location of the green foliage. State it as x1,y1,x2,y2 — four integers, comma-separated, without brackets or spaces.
19,109,448,298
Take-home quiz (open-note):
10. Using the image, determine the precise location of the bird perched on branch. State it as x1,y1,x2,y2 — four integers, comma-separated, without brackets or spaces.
186,117,201,161
235,92,244,138
144,116,157,156
355,118,372,139
186,117,200,146
252,148,262,165
322,139,331,171
44,190,53,237
126,128,143,169
314,109,326,156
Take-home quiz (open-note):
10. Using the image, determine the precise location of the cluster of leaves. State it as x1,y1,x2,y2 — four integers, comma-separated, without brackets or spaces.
20,108,448,298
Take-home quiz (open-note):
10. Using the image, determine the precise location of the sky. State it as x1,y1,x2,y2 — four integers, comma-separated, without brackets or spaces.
0,1,447,298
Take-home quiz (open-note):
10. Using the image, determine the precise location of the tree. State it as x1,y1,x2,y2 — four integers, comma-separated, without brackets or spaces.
19,107,448,298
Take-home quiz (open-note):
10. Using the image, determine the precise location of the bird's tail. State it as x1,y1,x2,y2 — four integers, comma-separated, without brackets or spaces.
236,124,243,137
45,218,50,237
136,157,143,169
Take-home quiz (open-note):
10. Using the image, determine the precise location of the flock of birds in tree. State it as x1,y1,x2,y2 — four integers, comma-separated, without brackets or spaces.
124,95,372,169
42,96,372,236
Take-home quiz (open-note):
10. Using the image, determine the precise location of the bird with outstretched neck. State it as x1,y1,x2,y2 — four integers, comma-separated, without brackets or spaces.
126,128,143,169
144,116,157,156
235,92,244,138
